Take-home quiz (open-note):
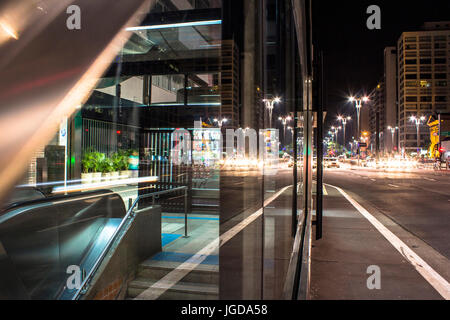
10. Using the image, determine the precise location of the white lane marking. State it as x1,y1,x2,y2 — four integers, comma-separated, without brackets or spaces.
326,183,450,300
424,177,437,182
370,179,376,182
134,185,291,300
388,184,400,188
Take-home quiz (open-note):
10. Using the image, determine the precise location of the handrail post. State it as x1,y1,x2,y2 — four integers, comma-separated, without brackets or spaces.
183,187,189,238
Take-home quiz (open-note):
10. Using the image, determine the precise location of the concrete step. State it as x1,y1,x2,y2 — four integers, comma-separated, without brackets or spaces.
127,278,219,300
137,259,219,285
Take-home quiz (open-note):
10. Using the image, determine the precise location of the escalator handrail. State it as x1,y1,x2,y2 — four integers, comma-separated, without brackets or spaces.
72,186,188,300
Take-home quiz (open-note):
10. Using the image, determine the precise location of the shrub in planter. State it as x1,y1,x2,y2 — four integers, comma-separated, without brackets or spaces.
99,157,114,182
92,152,105,183
81,152,95,184
110,152,122,180
117,150,130,178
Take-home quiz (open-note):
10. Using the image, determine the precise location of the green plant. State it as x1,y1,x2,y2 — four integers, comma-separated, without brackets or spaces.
111,152,122,171
99,157,114,173
81,152,95,173
93,152,105,172
116,150,130,171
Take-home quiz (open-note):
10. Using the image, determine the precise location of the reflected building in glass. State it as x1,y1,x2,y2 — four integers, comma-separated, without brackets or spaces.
0,0,315,300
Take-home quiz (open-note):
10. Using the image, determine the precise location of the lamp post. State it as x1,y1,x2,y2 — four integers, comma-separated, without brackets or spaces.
213,117,227,129
337,115,351,150
410,115,425,152
349,96,369,165
387,126,399,153
278,115,292,138
287,126,294,145
348,96,369,139
263,97,281,128
331,126,341,155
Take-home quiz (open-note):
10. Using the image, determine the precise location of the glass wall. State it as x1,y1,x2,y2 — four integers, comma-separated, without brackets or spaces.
0,0,311,300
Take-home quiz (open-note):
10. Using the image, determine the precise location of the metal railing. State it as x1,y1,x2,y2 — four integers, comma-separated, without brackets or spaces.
72,186,188,300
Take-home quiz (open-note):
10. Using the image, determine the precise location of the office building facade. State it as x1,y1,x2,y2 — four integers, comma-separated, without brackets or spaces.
397,23,450,153
369,47,398,155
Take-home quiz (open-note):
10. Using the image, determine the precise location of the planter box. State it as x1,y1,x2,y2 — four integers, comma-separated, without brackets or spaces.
110,171,119,181
92,172,102,183
119,170,130,179
81,173,93,184
102,172,111,182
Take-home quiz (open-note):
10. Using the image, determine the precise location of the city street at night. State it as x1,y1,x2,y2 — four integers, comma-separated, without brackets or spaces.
310,166,450,299
1,0,450,311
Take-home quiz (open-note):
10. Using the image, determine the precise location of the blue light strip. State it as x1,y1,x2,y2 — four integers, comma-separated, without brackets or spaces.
126,19,222,31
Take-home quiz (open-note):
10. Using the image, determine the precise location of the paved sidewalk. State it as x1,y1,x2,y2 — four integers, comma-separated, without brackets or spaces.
310,184,443,300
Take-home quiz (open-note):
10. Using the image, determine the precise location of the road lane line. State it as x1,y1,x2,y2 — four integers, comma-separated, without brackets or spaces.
326,183,450,300
370,179,376,182
424,177,437,182
323,185,328,196
134,185,291,300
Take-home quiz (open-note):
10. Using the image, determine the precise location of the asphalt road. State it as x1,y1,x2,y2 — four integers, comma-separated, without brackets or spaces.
323,168,450,260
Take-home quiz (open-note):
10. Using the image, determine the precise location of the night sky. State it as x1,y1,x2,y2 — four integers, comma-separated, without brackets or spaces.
312,0,450,132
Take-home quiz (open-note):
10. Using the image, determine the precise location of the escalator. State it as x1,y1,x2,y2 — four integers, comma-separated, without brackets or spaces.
0,190,127,300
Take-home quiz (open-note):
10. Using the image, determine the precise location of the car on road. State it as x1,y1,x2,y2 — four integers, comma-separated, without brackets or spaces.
324,157,340,168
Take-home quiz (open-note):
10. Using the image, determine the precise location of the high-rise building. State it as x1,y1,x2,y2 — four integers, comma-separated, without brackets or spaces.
384,47,398,152
397,23,450,154
369,47,398,156
369,81,384,153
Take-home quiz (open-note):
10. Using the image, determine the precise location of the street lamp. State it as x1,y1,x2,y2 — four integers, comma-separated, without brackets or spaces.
349,95,369,165
409,115,426,152
278,115,292,138
337,115,351,150
387,126,399,153
263,97,281,128
213,117,228,128
331,126,341,154
286,126,294,148
348,95,369,138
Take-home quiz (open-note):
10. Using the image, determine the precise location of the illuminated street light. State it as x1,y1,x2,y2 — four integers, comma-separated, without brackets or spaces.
349,95,369,165
213,117,228,128
263,97,281,128
278,115,292,137
330,126,341,153
387,126,399,153
409,115,426,151
348,95,369,137
337,115,351,150
287,126,294,145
